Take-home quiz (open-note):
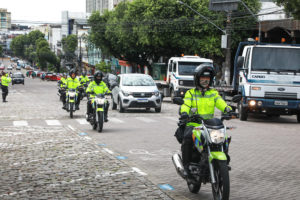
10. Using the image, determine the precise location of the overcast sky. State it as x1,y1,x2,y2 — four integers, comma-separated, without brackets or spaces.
2,0,86,23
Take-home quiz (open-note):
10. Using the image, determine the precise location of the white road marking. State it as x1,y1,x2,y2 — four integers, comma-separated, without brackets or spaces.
45,120,61,126
13,121,28,126
109,117,125,123
135,117,157,123
76,118,89,125
164,116,178,121
68,125,76,131
103,148,114,155
132,167,147,176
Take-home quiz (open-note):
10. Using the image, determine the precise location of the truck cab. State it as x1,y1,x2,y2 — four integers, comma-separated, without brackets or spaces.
165,56,213,101
235,43,300,122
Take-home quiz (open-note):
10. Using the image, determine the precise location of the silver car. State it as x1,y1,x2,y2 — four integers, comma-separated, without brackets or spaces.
111,74,162,113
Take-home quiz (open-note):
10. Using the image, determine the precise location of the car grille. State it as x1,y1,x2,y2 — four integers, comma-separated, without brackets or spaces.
180,80,194,87
132,92,153,98
129,101,156,108
264,92,297,100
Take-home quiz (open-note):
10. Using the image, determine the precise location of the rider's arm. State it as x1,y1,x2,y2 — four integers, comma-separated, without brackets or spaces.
102,82,111,94
180,89,192,115
213,90,231,113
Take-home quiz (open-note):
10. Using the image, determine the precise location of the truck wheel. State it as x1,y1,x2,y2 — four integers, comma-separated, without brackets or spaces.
297,114,300,123
171,89,175,103
238,102,248,121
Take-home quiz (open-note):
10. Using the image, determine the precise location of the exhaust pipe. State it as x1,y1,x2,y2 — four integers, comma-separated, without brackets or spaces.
172,154,185,179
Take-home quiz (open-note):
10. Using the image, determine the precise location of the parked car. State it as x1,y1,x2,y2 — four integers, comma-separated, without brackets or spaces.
0,64,5,70
45,73,53,80
7,65,13,70
16,66,22,70
111,74,162,113
12,72,25,85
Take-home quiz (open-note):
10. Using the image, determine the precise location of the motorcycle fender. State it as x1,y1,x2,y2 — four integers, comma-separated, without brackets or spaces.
97,107,104,111
209,152,227,163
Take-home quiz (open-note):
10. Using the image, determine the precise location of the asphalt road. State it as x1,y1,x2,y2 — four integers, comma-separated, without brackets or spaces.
1,60,300,200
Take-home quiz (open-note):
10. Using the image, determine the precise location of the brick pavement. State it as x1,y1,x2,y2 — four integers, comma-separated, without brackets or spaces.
0,125,172,199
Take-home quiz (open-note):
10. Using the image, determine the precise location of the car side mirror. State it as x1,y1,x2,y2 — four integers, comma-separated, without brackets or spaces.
173,97,184,105
237,56,244,69
156,83,162,88
232,94,242,103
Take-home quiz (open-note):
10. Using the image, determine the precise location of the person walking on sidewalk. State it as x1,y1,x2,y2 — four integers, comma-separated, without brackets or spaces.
1,71,11,102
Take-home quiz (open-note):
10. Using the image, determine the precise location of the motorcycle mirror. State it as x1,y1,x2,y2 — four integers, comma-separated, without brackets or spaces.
232,94,242,103
173,97,184,105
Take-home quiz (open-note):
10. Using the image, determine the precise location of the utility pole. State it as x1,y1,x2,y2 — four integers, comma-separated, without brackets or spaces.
78,36,82,73
224,12,232,86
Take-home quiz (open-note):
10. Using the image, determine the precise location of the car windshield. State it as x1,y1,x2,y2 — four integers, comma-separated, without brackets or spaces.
13,74,23,78
178,62,212,75
122,75,155,86
251,47,300,72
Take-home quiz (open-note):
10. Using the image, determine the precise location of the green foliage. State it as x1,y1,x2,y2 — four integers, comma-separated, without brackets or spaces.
11,35,27,58
274,0,300,19
27,30,45,47
88,0,261,69
62,35,78,54
95,61,111,73
0,45,3,57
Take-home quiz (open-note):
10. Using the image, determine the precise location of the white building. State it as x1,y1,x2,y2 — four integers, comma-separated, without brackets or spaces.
259,0,286,21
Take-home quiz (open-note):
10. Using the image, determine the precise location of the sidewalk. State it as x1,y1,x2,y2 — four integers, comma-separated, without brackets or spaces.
0,125,172,199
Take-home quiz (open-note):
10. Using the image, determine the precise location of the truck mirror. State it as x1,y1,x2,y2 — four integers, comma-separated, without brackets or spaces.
237,56,244,69
232,94,242,103
173,97,184,105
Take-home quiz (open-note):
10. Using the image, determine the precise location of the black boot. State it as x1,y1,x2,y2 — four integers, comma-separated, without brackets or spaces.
62,103,66,110
104,104,109,122
181,141,193,178
3,94,7,102
75,104,80,110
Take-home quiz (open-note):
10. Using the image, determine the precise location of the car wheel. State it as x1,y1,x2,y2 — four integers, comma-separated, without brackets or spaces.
155,107,161,113
119,99,125,113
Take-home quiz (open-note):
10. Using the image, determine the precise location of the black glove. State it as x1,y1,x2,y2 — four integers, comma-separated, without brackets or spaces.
179,112,189,123
224,106,233,114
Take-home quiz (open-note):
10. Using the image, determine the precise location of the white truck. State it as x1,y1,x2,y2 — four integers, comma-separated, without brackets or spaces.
158,55,213,102
233,42,300,122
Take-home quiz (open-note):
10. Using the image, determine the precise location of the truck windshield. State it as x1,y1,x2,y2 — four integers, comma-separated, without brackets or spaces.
178,62,212,75
251,47,300,72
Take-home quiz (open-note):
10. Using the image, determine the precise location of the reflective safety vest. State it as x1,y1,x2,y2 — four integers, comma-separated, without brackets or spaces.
1,74,11,87
60,77,67,88
80,75,90,85
66,77,80,90
180,88,229,127
86,81,111,98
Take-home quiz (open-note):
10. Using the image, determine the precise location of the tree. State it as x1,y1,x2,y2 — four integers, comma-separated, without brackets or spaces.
88,0,261,73
95,61,111,73
0,45,3,57
36,39,59,71
62,34,78,67
11,35,27,58
275,0,300,19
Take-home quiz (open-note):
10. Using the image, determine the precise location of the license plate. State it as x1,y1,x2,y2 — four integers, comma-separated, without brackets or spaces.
137,99,148,102
274,101,288,106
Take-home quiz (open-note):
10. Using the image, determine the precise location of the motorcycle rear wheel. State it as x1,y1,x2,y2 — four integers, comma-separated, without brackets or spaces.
211,160,230,200
70,103,74,118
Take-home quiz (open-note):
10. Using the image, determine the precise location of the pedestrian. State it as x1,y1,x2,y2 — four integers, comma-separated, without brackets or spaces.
1,71,12,102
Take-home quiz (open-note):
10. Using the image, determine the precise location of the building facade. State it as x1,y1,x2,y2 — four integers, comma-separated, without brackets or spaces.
0,8,11,31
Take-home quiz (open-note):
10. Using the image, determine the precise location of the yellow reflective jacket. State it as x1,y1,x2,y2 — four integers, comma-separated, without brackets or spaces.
180,88,229,126
60,77,67,88
1,74,11,86
80,75,90,85
66,77,80,90
86,81,111,98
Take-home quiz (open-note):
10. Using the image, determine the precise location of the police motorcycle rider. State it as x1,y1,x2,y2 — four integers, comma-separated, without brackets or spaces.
79,71,90,99
1,71,12,102
179,64,233,178
86,71,111,122
62,69,81,110
58,73,68,101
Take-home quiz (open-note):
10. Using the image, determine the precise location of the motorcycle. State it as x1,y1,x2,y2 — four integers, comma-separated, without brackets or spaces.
172,95,241,200
65,89,78,118
57,81,66,102
88,93,109,132
79,83,88,100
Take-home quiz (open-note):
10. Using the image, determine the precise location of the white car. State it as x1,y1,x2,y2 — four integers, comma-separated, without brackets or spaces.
7,65,13,70
111,74,162,113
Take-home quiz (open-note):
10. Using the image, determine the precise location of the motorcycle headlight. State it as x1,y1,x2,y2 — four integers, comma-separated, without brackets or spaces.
95,98,105,105
69,92,76,97
209,129,225,144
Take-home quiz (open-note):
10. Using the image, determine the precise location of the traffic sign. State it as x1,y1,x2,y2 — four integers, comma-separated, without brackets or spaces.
209,0,239,11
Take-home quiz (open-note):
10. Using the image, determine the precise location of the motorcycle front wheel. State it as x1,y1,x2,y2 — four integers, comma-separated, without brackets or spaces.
211,160,230,200
70,103,74,118
187,180,201,194
97,111,104,132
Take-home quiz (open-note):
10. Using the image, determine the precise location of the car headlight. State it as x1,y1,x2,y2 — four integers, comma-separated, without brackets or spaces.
179,81,183,85
209,129,225,144
152,91,160,96
122,90,132,96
